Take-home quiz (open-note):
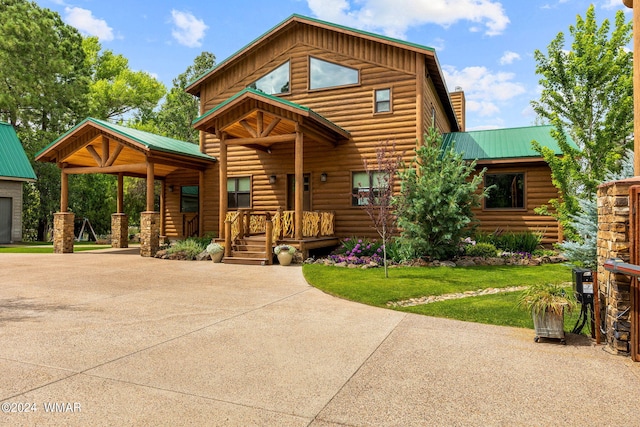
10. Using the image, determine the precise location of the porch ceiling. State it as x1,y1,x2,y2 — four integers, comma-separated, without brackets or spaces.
36,118,216,178
193,88,350,149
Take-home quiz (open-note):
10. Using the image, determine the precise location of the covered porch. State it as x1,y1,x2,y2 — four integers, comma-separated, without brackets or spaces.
193,88,349,263
36,117,216,256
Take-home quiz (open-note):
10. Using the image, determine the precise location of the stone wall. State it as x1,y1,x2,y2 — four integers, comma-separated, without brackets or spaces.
53,212,75,254
597,178,639,356
140,211,159,257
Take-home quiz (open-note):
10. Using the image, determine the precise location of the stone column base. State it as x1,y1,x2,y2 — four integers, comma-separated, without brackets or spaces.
53,212,75,254
111,213,129,248
140,211,160,257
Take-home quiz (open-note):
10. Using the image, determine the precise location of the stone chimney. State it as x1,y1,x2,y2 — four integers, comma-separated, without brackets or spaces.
449,88,466,132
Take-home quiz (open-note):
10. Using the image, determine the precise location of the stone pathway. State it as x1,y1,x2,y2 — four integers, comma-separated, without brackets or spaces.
387,285,528,307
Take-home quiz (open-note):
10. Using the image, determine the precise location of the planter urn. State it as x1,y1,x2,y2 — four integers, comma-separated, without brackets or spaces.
211,251,224,263
277,252,293,266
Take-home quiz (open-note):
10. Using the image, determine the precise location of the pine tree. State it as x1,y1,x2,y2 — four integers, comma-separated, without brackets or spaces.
395,128,487,260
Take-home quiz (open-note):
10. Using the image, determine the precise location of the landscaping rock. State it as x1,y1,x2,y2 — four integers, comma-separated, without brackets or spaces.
440,261,456,268
195,251,211,261
155,249,168,259
456,258,476,267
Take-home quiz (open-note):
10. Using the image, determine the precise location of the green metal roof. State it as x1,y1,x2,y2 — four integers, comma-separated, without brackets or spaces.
193,87,350,136
37,117,215,162
187,14,434,92
0,121,37,181
441,125,577,160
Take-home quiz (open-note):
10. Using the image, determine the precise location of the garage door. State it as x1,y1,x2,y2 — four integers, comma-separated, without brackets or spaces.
0,197,12,243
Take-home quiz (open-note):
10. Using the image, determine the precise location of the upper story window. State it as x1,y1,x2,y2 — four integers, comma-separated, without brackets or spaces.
484,173,525,209
249,61,290,95
309,57,359,90
374,88,391,113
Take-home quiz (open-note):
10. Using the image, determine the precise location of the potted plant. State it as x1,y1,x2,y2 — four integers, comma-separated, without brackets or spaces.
206,242,225,263
518,283,576,344
274,244,296,266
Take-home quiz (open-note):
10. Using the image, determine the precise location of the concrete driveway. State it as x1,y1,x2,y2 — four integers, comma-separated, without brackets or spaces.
1,249,639,426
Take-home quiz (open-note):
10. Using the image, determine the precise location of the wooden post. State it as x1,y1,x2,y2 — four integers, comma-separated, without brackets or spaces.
146,160,155,212
199,170,205,237
160,180,165,237
60,168,68,213
224,220,232,258
219,133,228,238
295,125,303,240
117,173,124,213
265,213,273,265
237,210,244,240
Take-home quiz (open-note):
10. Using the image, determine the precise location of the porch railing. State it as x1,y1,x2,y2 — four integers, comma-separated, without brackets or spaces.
224,208,335,243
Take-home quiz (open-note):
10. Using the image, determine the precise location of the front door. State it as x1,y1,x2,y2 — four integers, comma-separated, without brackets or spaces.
287,174,310,211
0,197,12,243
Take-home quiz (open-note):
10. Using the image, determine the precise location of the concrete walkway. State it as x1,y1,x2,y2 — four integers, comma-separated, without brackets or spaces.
0,250,638,426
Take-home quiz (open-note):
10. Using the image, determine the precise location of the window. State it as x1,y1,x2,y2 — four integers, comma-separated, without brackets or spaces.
375,88,391,113
309,57,359,90
227,177,251,209
352,171,389,206
485,173,525,209
249,61,290,95
180,186,199,212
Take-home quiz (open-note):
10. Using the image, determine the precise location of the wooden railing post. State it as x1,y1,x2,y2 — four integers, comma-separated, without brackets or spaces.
244,210,251,236
265,213,273,265
277,208,284,240
237,210,245,239
224,220,232,258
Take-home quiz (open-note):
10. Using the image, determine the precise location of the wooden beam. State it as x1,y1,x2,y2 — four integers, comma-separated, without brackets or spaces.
105,143,124,167
199,170,205,237
295,125,303,240
261,117,281,137
146,160,155,212
160,180,166,237
219,133,228,238
257,111,264,136
63,163,148,175
226,133,296,146
239,119,257,138
86,145,103,167
633,2,640,174
101,136,109,167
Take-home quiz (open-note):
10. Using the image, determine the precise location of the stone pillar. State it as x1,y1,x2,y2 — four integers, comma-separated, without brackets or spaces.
111,213,128,248
597,178,640,355
53,212,75,254
140,211,160,257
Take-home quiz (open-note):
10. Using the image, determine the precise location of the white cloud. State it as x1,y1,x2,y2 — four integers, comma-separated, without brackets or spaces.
306,0,510,39
443,65,526,119
64,7,114,41
499,51,520,65
170,10,208,48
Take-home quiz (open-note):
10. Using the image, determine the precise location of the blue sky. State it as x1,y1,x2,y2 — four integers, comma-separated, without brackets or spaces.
37,0,630,130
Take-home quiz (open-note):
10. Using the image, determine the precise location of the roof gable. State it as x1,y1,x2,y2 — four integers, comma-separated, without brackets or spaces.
0,122,36,181
186,14,434,95
441,125,578,161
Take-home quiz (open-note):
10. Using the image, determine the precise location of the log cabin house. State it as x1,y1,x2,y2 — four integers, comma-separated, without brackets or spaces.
37,14,572,262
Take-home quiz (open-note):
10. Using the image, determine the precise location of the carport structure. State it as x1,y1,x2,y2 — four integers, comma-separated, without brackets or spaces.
36,118,216,256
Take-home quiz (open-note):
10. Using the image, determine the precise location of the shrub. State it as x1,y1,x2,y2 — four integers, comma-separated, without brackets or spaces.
464,242,497,258
335,237,383,258
474,229,542,254
167,238,206,260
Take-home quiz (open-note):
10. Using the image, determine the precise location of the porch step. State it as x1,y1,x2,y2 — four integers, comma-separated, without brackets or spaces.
223,256,270,266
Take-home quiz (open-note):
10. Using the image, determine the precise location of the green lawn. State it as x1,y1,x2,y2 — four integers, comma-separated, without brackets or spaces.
302,263,580,329
0,242,111,253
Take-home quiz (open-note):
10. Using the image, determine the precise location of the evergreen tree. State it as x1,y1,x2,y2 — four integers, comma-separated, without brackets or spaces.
395,128,487,260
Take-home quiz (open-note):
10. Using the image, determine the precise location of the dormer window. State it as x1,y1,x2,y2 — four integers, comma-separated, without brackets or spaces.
249,61,290,95
309,57,359,90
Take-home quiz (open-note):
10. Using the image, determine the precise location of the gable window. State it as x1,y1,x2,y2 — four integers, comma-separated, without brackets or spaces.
309,57,359,90
352,171,389,206
227,177,251,209
180,186,199,212
374,88,391,113
249,61,290,95
485,173,525,209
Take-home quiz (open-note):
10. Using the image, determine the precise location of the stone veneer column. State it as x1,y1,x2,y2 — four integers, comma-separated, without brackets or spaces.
53,212,75,254
139,211,160,257
597,178,640,356
111,213,128,248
